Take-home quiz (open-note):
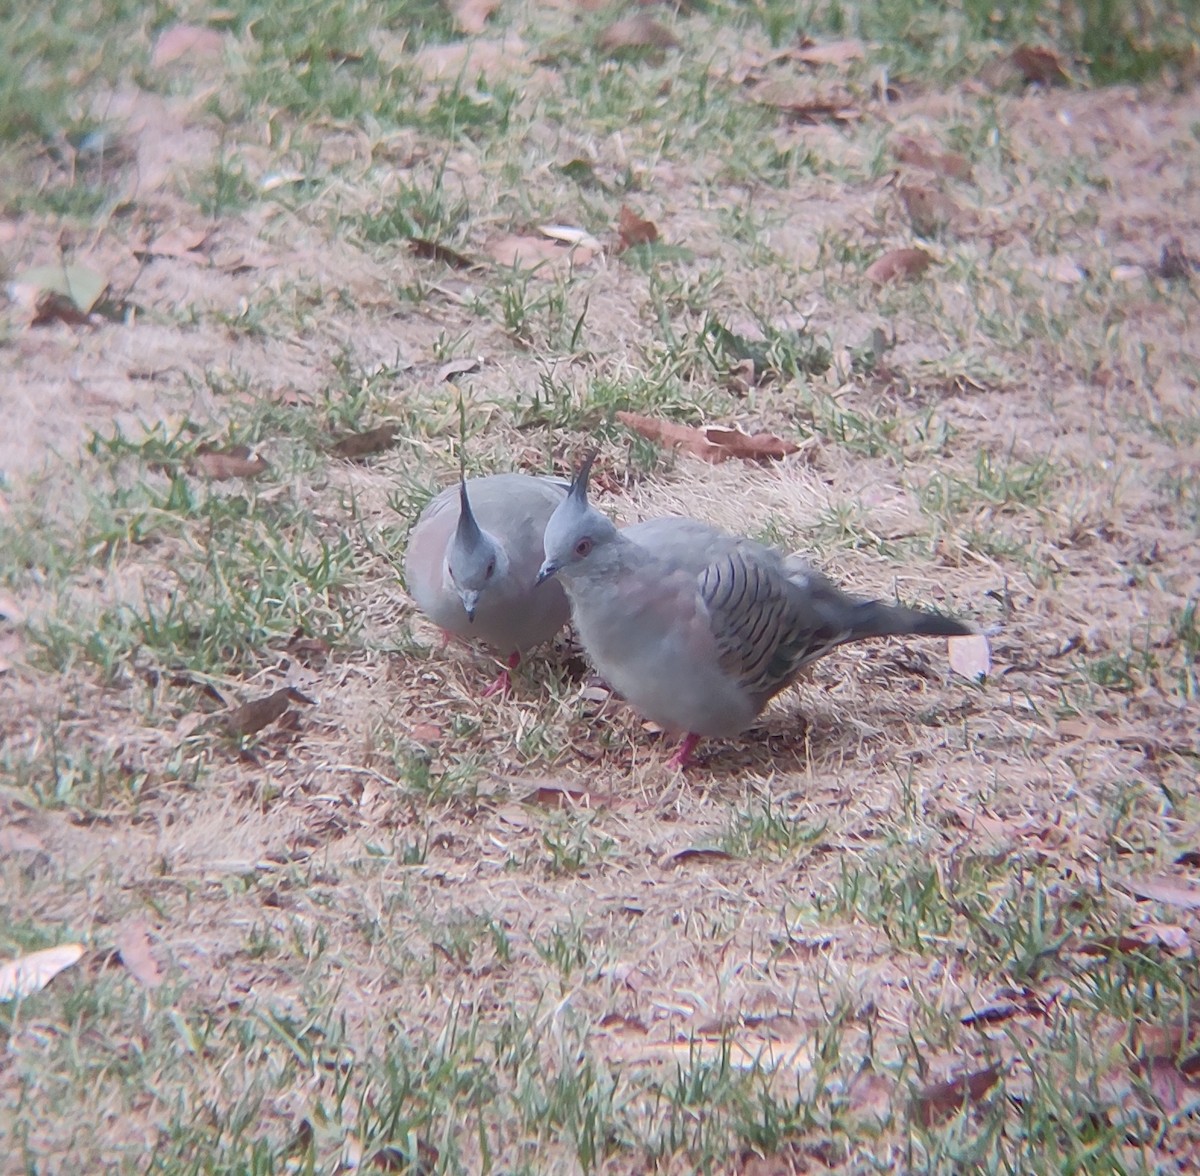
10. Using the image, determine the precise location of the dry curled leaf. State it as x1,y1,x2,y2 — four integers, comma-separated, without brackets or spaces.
948,633,990,681
409,722,443,743
437,358,481,382
865,247,932,285
225,687,314,737
617,411,798,463
1082,921,1191,958
115,921,165,988
795,38,866,66
140,226,211,259
913,1064,1002,1125
408,238,480,269
669,846,735,865
1011,44,1069,86
330,424,399,459
284,627,331,665
0,943,85,1001
1117,875,1200,911
485,233,596,271
892,135,973,182
451,0,500,35
751,80,859,124
899,183,961,238
597,15,677,55
616,205,659,251
152,23,227,68
539,224,603,252
192,445,269,480
10,263,108,316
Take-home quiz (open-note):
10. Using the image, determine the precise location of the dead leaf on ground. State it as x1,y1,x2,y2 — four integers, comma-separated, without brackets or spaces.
961,987,1050,1027
409,722,443,743
520,779,613,808
795,38,866,67
192,445,269,480
913,1064,1002,1125
865,247,932,285
139,226,211,260
616,205,659,251
411,37,530,84
225,687,314,737
152,23,227,68
1011,44,1070,86
597,15,678,55
948,633,990,681
284,627,331,665
668,846,735,865
330,424,399,460
1029,255,1086,285
1143,1052,1200,1115
892,135,973,181
115,921,165,988
899,183,962,238
1081,921,1191,958
451,0,500,35
0,943,85,1002
751,80,859,124
617,411,798,463
485,233,596,271
408,238,480,270
845,1069,896,1119
1117,875,1200,911
1158,238,1195,280
9,264,108,318
539,224,603,252
437,358,481,382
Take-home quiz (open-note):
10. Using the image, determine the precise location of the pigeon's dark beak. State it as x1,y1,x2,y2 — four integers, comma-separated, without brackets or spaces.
535,560,558,587
459,589,480,622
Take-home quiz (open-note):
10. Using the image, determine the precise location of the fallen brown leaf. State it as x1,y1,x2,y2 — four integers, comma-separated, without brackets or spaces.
408,238,480,270
485,233,596,271
192,445,269,480
140,226,211,259
669,847,735,865
410,722,443,743
899,183,961,238
284,628,331,665
330,424,399,460
1011,44,1070,86
751,80,859,124
617,411,798,463
864,247,932,285
913,1064,1002,1125
795,38,866,66
892,135,973,181
226,687,314,737
1117,875,1200,911
961,987,1049,1027
597,15,677,55
616,205,659,251
1081,921,1191,958
451,0,500,35
115,921,165,988
152,23,227,68
437,358,481,382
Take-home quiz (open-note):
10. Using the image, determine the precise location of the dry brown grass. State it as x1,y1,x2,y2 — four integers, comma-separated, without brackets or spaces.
2,3,1199,1170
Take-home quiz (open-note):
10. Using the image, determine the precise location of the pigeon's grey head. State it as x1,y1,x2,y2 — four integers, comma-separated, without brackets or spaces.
446,480,505,621
537,450,618,586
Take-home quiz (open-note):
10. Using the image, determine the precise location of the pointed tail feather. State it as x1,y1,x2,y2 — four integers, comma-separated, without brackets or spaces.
845,599,975,642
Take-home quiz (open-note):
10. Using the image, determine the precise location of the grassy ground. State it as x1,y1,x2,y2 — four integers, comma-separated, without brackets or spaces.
2,0,1199,1171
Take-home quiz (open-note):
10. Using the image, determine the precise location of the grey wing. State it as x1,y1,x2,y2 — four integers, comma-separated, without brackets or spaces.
698,549,851,706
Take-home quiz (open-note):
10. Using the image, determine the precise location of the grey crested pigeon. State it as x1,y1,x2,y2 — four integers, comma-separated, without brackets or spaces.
406,474,571,696
537,451,974,766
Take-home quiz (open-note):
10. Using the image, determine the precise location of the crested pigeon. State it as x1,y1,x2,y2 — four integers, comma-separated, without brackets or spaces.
537,452,975,767
405,473,571,695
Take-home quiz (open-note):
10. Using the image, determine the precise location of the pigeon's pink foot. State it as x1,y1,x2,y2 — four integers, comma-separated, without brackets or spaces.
666,732,701,770
481,651,521,699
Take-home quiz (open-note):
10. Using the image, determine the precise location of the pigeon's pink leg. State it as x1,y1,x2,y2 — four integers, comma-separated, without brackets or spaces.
666,732,701,770
482,651,521,698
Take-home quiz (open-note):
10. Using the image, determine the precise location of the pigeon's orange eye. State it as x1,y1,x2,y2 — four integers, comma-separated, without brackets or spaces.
574,538,593,557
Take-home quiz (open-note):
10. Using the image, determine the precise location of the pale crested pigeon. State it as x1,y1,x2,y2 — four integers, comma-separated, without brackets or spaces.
406,474,571,695
537,452,974,766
